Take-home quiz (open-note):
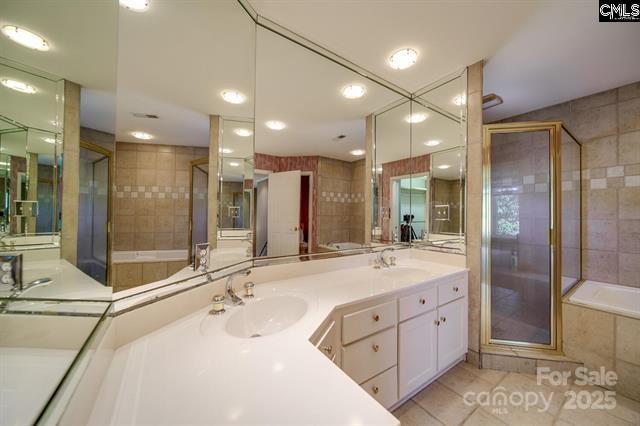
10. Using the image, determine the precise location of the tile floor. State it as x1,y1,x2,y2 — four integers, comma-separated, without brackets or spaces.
392,361,640,425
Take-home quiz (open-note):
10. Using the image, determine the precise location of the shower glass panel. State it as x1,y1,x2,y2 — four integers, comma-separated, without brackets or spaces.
190,162,208,262
560,130,581,294
488,129,552,346
77,146,110,285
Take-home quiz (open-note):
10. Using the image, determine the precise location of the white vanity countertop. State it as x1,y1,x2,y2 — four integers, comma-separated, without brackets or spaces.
90,256,467,425
0,259,111,301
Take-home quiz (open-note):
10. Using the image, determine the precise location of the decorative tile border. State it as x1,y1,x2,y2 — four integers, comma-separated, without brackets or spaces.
114,185,190,199
582,164,640,190
321,191,364,203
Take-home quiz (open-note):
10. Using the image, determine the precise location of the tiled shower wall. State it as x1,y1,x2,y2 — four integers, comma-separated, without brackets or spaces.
500,81,640,287
113,142,208,252
317,157,365,245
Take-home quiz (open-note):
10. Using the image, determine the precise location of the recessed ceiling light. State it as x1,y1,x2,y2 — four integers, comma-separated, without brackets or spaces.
405,113,427,124
131,131,153,140
424,140,441,147
119,0,150,12
341,84,366,99
1,78,36,94
220,148,233,154
437,164,451,169
233,128,253,137
228,162,240,167
388,48,418,70
42,137,56,144
266,120,286,130
350,149,365,156
453,94,466,106
221,90,246,104
1,25,50,51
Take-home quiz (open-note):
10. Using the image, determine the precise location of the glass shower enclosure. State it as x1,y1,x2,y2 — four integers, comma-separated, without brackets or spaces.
482,121,581,352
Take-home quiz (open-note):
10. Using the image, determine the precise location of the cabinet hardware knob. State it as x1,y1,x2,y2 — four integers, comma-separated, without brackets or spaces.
419,298,426,305
441,316,447,322
372,386,380,394
321,345,333,354
453,286,459,292
372,344,380,352
373,314,380,322
434,320,440,326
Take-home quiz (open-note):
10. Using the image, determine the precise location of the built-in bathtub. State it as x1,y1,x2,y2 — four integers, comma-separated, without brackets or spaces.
568,280,640,319
111,250,190,292
563,280,640,401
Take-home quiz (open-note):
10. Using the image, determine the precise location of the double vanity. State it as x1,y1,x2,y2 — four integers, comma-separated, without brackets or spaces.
75,249,468,425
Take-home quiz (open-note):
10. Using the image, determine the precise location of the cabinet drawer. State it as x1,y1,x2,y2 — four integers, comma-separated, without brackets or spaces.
361,366,398,409
342,326,397,384
438,278,467,306
399,286,437,322
316,320,339,365
342,300,396,344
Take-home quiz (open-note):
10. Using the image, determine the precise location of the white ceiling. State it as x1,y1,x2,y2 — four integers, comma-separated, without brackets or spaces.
483,1,640,121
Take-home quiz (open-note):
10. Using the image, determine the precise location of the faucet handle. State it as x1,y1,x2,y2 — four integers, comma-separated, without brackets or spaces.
209,294,226,315
243,281,255,298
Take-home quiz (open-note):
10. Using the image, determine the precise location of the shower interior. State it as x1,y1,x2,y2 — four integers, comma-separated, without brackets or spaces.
482,121,581,352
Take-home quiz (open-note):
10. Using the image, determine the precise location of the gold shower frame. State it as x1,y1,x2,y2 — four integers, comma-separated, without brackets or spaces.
481,121,582,354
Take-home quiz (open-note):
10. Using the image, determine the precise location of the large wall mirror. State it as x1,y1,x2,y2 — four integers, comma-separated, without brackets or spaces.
0,59,63,245
252,25,408,257
372,71,467,251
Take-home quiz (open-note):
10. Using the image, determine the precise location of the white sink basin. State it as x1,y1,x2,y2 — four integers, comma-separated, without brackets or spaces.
377,266,429,280
225,296,308,338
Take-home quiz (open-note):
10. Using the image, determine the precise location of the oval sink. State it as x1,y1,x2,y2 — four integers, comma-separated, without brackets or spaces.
225,296,308,338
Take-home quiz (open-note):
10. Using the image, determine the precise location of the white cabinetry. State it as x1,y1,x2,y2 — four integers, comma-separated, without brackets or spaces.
313,271,468,410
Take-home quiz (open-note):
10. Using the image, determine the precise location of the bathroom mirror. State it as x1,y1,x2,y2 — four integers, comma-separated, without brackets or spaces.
0,59,63,244
112,0,255,292
372,71,467,251
253,25,407,257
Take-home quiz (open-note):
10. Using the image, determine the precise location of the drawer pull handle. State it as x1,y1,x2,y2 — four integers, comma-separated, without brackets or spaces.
441,316,447,323
372,386,380,394
419,298,426,305
435,320,440,326
372,344,380,352
453,286,459,292
373,314,380,322
321,345,333,354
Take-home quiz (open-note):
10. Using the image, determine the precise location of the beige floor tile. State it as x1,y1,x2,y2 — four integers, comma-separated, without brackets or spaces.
557,406,631,426
438,365,495,398
569,383,640,424
482,403,555,426
498,373,568,416
413,382,476,425
462,408,505,425
392,400,443,426
456,362,508,386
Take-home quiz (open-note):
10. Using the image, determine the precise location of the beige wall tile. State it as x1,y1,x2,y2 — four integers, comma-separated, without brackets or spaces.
115,198,135,216
618,253,640,287
583,135,617,168
175,170,189,187
616,316,640,365
115,215,134,233
563,303,615,372
154,233,174,250
480,354,536,374
155,199,174,216
157,170,175,187
113,232,134,250
155,215,174,231
167,260,188,276
619,220,640,254
135,215,155,233
156,152,175,170
583,189,617,220
142,262,168,284
134,232,154,250
135,199,156,216
173,215,189,234
619,97,640,133
175,154,192,170
568,103,617,141
583,219,618,251
582,249,618,282
615,360,640,401
136,169,156,186
619,187,640,220
115,263,142,289
115,168,135,186
116,150,137,169
618,131,640,165
173,232,188,249
570,89,616,112
156,144,175,153
618,82,640,101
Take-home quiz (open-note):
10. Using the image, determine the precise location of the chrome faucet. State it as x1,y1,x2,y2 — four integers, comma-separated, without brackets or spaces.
375,247,396,268
225,269,251,306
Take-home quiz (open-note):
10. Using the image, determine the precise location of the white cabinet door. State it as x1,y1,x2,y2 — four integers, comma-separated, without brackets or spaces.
398,310,438,399
267,170,301,256
437,298,468,371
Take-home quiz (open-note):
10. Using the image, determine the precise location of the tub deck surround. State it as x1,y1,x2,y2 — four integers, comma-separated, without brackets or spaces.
567,280,640,319
87,254,468,425
0,259,110,300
